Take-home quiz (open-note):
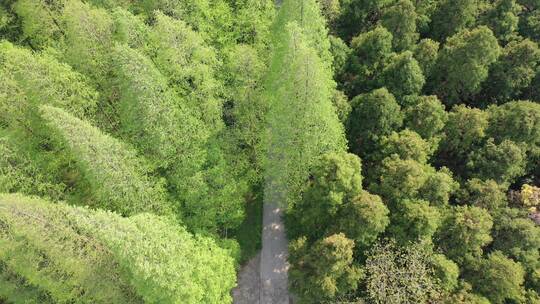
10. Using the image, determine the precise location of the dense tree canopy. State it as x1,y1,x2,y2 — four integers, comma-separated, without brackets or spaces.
1,0,540,302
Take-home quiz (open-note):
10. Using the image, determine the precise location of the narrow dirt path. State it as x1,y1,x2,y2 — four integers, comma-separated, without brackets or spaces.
232,253,261,303
232,201,290,304
260,202,289,303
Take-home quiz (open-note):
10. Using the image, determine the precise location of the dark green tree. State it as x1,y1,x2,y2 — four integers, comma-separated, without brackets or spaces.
436,205,493,264
470,251,526,304
481,40,540,104
430,27,500,105
429,0,479,41
377,51,425,98
289,234,363,303
347,88,403,157
381,0,418,51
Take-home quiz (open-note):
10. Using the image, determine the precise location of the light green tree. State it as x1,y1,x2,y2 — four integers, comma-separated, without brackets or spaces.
288,234,363,303
40,105,170,217
262,22,346,205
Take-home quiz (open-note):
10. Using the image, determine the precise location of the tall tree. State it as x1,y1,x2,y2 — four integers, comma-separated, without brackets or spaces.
40,105,170,217
262,21,346,205
429,0,479,42
430,27,500,105
381,0,418,51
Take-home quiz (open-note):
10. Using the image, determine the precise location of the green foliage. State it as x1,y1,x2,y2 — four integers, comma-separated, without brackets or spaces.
432,253,460,292
431,26,500,105
481,0,521,42
378,51,425,98
111,43,206,171
413,38,440,78
486,100,540,148
458,178,508,211
0,137,64,201
347,88,403,156
263,21,346,205
374,156,429,204
287,152,362,240
60,0,114,85
365,240,441,303
137,0,235,48
429,0,479,41
470,251,526,304
482,39,540,103
346,26,393,95
389,199,441,243
436,205,493,264
467,138,526,183
381,0,418,51
148,12,222,130
0,193,237,304
272,0,332,66
439,105,489,158
332,190,390,250
380,129,433,163
0,193,141,304
404,95,448,140
289,234,363,303
40,105,170,217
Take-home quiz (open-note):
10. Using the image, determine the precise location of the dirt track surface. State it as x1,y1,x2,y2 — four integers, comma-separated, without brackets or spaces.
260,202,290,304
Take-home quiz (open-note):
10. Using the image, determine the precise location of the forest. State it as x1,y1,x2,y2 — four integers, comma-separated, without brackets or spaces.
0,0,539,303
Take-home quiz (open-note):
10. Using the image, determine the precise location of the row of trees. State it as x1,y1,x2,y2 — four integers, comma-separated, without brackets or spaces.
282,0,540,303
0,0,277,302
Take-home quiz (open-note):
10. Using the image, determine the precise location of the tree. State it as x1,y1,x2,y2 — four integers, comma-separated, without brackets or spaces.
380,130,433,163
458,178,508,211
438,105,489,172
467,138,526,184
481,40,540,104
436,205,493,264
347,88,403,157
430,27,500,105
0,193,237,304
111,43,207,172
429,0,479,41
374,156,429,204
11,0,63,49
136,0,235,48
148,12,222,131
480,0,521,42
287,152,362,240
404,95,448,140
331,190,390,250
0,136,64,201
470,251,526,304
381,0,418,51
419,167,459,206
60,0,114,85
272,0,333,66
336,0,394,40
262,22,346,206
431,254,460,292
377,51,425,98
345,26,393,95
389,199,441,243
0,41,97,198
413,39,440,79
486,100,540,148
289,234,362,303
39,105,171,217
365,240,441,303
